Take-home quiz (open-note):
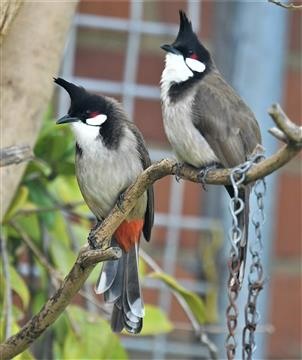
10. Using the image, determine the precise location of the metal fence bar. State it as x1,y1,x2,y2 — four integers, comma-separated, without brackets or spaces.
74,13,178,36
122,0,143,117
57,24,77,117
72,76,160,99
155,213,222,231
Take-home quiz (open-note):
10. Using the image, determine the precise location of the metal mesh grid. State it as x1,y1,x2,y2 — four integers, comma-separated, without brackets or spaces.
57,1,222,358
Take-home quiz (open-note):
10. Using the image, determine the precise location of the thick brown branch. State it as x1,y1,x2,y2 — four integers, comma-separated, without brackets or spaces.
0,104,301,359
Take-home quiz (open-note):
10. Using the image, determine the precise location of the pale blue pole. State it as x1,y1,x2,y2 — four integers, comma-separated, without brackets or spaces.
212,2,288,358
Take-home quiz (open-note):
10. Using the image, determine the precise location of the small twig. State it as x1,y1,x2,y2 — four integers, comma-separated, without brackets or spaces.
10,221,61,281
14,201,85,217
0,235,13,339
268,0,302,10
141,249,218,360
0,145,33,167
268,103,302,144
268,127,289,143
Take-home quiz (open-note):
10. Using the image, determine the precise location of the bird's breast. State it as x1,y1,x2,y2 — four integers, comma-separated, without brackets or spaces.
75,129,146,220
162,95,219,167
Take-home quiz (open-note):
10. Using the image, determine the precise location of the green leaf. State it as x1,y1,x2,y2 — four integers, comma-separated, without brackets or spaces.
9,265,30,309
49,234,76,274
4,186,29,222
48,211,70,247
53,162,75,176
27,180,56,227
48,175,83,204
149,272,206,324
13,214,40,243
62,305,128,359
139,304,173,335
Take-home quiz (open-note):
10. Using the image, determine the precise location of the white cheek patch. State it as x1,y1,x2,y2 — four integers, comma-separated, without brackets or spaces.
162,53,194,84
185,58,206,73
86,114,107,126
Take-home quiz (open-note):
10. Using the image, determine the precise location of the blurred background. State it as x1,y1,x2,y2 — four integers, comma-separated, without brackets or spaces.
1,1,301,360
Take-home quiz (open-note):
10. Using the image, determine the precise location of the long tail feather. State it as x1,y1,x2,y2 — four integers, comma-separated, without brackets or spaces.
96,242,144,334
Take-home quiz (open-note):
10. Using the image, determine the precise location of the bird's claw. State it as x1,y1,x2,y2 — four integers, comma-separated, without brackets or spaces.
117,191,126,213
198,163,220,191
88,220,102,249
88,230,99,249
174,162,184,182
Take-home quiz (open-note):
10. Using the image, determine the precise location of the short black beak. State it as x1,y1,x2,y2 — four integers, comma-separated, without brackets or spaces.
160,44,181,55
56,115,79,124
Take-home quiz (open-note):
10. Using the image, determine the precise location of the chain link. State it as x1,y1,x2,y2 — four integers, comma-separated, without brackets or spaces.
226,153,265,360
242,175,266,359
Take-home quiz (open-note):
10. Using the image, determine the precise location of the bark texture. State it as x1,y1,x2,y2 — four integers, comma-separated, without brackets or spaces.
0,1,78,221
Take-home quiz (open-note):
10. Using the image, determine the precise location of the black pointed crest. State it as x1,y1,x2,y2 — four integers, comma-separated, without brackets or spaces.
179,10,193,34
53,77,85,101
172,10,198,48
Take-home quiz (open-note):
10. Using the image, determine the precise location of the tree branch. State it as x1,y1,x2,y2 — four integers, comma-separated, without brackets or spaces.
268,0,302,10
0,247,121,360
0,145,33,167
0,104,301,360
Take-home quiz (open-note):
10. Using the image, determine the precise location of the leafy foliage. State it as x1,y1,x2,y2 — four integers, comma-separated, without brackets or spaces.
149,272,206,324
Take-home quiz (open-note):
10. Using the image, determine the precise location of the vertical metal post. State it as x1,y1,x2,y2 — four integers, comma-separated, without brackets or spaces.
122,0,143,119
212,2,288,358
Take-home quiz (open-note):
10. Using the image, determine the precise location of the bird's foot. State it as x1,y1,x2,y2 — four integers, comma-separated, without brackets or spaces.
198,163,220,191
117,191,126,213
88,219,102,249
174,162,185,182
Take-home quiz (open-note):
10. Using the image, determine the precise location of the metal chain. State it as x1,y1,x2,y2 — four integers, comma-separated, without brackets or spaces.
226,153,264,360
242,175,266,359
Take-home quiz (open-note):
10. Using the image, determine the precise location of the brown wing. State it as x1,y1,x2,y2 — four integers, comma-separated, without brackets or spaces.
192,70,261,168
127,121,154,242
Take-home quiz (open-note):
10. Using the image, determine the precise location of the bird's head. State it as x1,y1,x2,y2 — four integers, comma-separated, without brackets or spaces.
161,11,211,83
54,77,108,127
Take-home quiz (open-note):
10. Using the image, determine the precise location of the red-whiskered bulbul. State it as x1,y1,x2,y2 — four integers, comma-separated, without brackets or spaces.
54,77,154,333
160,11,262,285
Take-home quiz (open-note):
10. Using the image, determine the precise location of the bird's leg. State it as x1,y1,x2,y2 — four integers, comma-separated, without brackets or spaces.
174,162,185,182
116,190,126,213
88,219,102,249
198,162,221,191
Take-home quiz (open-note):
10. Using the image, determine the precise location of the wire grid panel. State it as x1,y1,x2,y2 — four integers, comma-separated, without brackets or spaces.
58,1,217,359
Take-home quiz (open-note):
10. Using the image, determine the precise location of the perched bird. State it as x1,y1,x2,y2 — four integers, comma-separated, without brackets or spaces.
54,77,154,333
160,11,262,284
